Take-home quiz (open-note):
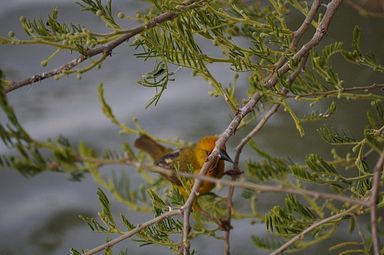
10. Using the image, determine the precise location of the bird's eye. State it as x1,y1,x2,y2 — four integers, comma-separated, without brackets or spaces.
206,151,211,156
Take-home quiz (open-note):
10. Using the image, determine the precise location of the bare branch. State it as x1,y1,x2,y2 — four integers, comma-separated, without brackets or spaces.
370,152,384,255
224,104,280,254
291,0,322,48
223,51,309,255
181,0,343,252
270,205,361,255
272,0,320,72
81,157,369,207
5,0,198,93
82,209,182,255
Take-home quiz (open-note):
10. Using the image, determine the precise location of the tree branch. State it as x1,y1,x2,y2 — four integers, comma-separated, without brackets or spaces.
272,0,321,71
370,152,384,255
223,103,280,254
223,47,310,255
82,209,182,255
5,0,198,93
81,157,369,207
180,0,343,252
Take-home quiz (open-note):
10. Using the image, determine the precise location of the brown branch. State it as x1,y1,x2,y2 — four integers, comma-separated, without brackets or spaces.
5,0,199,93
270,204,361,255
82,209,182,255
223,53,310,254
370,152,384,255
272,0,321,73
223,104,281,255
170,0,344,253
291,0,322,49
81,157,369,207
80,0,344,251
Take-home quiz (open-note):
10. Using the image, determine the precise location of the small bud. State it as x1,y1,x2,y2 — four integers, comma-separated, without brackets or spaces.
52,8,58,17
19,16,26,23
76,73,82,80
96,10,103,17
40,60,48,67
8,31,15,37
117,12,125,19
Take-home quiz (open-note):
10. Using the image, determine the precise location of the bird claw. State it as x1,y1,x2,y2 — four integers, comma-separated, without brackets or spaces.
218,219,233,231
224,168,243,176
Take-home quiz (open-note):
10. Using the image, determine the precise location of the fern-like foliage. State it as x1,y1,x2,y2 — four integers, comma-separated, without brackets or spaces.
317,126,357,145
264,195,317,236
247,141,291,182
80,188,183,251
1,0,384,254
301,101,337,122
77,0,120,29
342,26,384,72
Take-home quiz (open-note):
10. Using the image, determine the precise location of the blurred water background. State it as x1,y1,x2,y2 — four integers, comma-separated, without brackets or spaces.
0,0,383,254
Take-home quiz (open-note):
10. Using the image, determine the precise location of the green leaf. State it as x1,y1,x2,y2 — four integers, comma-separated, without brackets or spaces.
317,126,357,145
121,214,135,230
147,189,168,212
364,131,383,153
285,195,316,219
77,0,119,29
69,248,82,255
352,26,361,53
98,83,119,125
97,188,117,229
282,100,304,136
289,164,318,183
79,215,107,232
302,101,336,121
306,153,337,174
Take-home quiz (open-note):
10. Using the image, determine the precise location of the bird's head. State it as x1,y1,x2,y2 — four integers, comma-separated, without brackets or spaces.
194,136,233,166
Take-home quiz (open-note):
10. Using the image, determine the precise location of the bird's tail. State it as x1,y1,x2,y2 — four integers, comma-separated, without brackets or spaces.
134,135,171,161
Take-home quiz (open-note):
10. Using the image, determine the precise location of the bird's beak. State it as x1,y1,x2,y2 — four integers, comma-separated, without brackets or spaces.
219,149,233,163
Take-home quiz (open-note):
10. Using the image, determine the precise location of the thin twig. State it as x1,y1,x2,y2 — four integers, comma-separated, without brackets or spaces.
283,83,384,99
82,209,182,255
270,205,362,255
6,0,198,93
370,152,384,255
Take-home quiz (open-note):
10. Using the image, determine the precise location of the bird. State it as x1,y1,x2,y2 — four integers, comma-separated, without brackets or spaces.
134,134,232,194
